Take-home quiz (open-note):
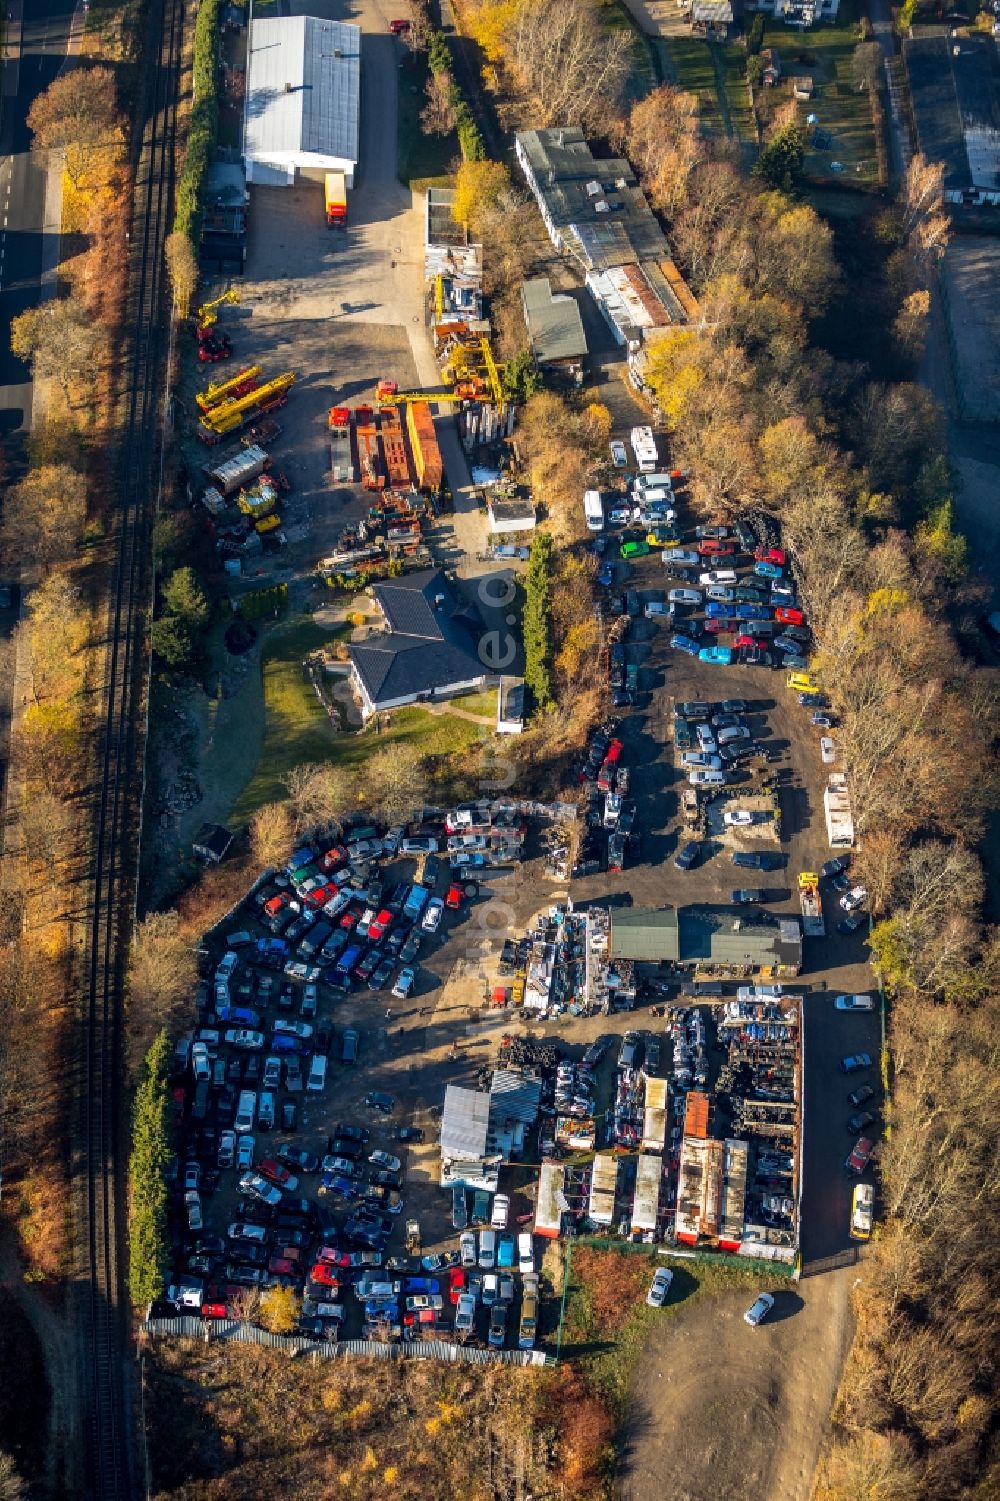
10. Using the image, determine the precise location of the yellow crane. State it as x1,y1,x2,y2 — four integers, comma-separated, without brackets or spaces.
196,365,263,414
196,287,239,329
205,372,297,434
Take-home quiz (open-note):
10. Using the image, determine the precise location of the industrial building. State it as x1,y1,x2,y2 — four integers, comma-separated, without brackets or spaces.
243,16,360,187
903,34,1000,202
439,1072,542,1189
520,277,588,377
608,905,803,976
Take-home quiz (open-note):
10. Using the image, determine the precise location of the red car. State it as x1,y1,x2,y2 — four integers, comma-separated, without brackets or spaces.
754,546,786,565
388,16,410,32
258,1158,294,1188
845,1137,874,1175
309,1262,341,1289
263,894,288,918
696,540,735,557
774,606,803,626
320,846,347,872
368,908,394,942
201,1301,228,1319
403,1308,437,1326
268,1257,296,1277
339,909,359,931
445,884,463,910
704,618,735,634
448,1266,466,1305
315,1245,349,1267
734,635,769,650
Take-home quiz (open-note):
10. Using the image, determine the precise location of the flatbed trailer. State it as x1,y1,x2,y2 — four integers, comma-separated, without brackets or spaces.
406,401,443,492
379,404,412,488
355,405,386,491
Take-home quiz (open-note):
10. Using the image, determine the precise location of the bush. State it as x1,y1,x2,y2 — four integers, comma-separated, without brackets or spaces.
747,13,765,53
238,584,289,621
424,29,484,161
523,534,555,711
127,1032,173,1306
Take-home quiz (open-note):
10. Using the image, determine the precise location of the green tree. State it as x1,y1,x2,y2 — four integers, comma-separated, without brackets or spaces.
753,121,806,193
127,1031,173,1305
162,566,210,631
523,533,555,711
150,615,192,668
503,349,543,402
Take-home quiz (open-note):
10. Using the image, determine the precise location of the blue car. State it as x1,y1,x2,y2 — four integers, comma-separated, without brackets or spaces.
497,1235,516,1269
773,636,802,655
840,1053,872,1074
256,937,287,957
270,1033,309,1055
705,601,734,618
734,603,771,620
216,1005,260,1027
403,1277,441,1294
754,560,783,579
597,563,615,587
671,634,702,656
321,1172,361,1199
699,645,733,665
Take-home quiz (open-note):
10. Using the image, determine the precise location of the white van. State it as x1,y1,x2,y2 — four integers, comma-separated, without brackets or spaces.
235,1090,256,1133
583,490,604,532
634,471,674,494
307,1054,328,1092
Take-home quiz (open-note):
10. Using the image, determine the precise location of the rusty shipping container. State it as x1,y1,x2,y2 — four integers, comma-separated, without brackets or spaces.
379,405,412,488
406,401,443,492
355,405,386,491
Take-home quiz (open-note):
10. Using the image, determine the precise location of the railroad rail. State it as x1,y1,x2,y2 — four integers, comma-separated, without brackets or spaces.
82,0,181,1492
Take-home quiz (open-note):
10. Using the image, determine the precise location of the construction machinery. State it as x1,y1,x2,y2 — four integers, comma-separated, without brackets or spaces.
406,401,443,492
438,331,505,406
197,332,232,363
196,287,239,332
197,372,297,443
196,365,262,414
798,873,825,938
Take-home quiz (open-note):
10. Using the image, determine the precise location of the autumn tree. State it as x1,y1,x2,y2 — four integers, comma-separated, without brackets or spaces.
357,745,427,826
897,153,949,264
128,911,197,1068
421,69,458,136
10,298,103,404
165,231,199,320
892,288,930,364
27,67,125,188
20,791,72,879
626,84,704,215
2,463,87,570
507,0,631,129
282,761,353,834
451,158,511,233
250,801,295,869
258,1286,302,1334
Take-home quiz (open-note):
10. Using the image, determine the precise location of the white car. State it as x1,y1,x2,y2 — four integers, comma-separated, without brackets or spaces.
272,1019,313,1039
820,736,836,764
460,1231,477,1269
323,890,352,917
646,1267,674,1307
455,1293,477,1332
699,569,738,586
840,886,868,912
696,724,717,753
478,1230,496,1270
688,770,727,787
681,752,722,770
369,1150,402,1173
717,726,750,745
609,439,628,468
224,1028,265,1051
191,1042,211,1081
835,993,875,1012
217,1130,236,1169
421,898,445,933
491,1193,510,1230
227,1220,268,1243
723,809,753,827
517,1232,535,1275
236,1135,255,1170
667,588,703,605
184,1190,203,1232
239,1171,281,1207
744,1292,775,1327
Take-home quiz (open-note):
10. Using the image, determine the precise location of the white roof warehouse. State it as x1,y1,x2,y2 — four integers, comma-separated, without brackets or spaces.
244,16,360,188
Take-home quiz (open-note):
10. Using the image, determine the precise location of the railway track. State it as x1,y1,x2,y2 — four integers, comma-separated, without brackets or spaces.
83,0,181,1493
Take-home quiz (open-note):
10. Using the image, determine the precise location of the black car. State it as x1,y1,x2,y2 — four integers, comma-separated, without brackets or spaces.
674,841,701,871
280,1100,298,1132
394,1127,424,1143
848,1110,877,1133
335,1122,372,1144
838,911,868,935
277,1144,318,1173
277,1198,316,1224
822,856,850,880
364,1092,396,1115
731,851,784,871
314,1026,332,1055
848,1083,875,1109
730,888,766,904
674,701,712,720
718,698,748,715
244,1054,261,1085
644,1039,661,1074
329,1136,363,1160
277,985,295,1012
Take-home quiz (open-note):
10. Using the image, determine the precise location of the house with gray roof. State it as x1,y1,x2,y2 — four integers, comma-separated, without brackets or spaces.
610,905,802,975
520,277,588,373
347,568,488,719
244,16,360,187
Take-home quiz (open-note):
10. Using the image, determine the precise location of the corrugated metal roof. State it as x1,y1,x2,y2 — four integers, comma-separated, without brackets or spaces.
521,278,588,363
245,16,360,168
440,1085,491,1160
631,1152,662,1231
610,908,679,962
489,1069,542,1126
684,1091,710,1139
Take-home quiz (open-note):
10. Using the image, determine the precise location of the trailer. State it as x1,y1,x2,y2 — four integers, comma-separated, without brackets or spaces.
588,1152,618,1227
642,1076,668,1152
324,170,347,227
534,1162,566,1239
406,401,443,492
355,405,386,491
849,1182,873,1241
630,424,659,473
379,405,412,488
328,407,357,484
205,444,269,497
630,1152,662,1237
798,873,825,938
824,772,855,850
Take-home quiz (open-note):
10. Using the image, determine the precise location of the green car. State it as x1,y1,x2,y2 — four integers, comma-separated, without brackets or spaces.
620,540,650,560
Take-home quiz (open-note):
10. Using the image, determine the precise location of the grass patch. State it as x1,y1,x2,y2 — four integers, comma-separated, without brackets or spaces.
397,51,460,188
721,47,757,143
603,0,658,103
668,36,728,132
231,616,488,821
447,687,498,718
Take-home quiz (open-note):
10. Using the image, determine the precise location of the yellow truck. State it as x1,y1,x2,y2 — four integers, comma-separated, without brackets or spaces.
324,171,347,227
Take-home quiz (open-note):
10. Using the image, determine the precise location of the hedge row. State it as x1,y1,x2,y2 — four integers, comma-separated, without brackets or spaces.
427,30,484,162
174,0,223,247
523,533,554,711
127,1032,173,1306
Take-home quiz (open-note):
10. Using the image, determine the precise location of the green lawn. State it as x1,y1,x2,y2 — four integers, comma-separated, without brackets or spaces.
603,0,658,103
397,53,459,190
720,46,757,143
230,616,488,821
668,35,721,114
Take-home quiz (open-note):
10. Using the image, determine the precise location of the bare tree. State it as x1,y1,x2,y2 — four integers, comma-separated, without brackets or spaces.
20,790,72,878
281,763,353,836
249,801,295,869
1,463,88,570
508,0,632,131
357,745,427,826
898,153,949,263
421,70,458,136
128,911,197,1067
165,231,199,320
0,1450,27,1501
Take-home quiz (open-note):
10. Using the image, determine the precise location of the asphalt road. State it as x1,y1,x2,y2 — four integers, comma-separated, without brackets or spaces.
0,0,76,437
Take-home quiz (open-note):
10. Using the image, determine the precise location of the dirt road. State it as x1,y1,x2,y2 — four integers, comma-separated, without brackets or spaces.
621,1268,855,1501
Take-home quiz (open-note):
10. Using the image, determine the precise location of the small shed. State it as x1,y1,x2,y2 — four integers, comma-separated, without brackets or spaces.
520,277,588,372
192,824,234,864
487,494,537,534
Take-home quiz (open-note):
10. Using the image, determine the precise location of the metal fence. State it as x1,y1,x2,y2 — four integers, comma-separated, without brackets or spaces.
141,1318,550,1367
